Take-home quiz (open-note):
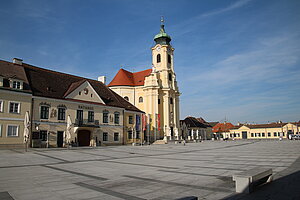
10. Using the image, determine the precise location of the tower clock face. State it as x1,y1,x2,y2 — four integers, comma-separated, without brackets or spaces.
156,45,161,52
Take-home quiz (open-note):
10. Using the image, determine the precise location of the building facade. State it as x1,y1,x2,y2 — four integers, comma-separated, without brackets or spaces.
180,117,212,141
229,122,300,140
0,59,32,147
212,122,234,140
0,58,144,148
108,22,180,142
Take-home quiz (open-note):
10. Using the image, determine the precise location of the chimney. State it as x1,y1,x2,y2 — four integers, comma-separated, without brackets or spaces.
13,58,23,65
98,76,106,84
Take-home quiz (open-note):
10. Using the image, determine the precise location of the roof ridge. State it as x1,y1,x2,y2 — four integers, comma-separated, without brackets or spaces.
22,62,98,83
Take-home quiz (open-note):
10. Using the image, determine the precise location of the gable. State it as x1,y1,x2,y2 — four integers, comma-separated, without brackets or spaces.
108,68,152,87
65,80,105,104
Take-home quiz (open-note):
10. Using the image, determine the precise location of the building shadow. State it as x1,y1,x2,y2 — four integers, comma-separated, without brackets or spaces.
222,170,300,200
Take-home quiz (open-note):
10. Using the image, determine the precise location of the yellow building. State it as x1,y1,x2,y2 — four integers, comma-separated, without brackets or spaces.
0,58,32,148
229,122,300,140
108,21,180,142
0,58,144,148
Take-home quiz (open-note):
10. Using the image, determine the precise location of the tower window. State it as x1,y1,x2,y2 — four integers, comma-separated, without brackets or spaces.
157,54,161,63
139,97,143,103
170,98,173,104
158,99,160,104
168,73,172,81
124,96,129,101
168,54,171,64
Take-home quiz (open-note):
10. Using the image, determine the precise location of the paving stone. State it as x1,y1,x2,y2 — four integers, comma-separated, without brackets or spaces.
0,140,299,199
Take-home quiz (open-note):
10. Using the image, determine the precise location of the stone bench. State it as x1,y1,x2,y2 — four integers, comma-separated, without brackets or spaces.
233,167,273,193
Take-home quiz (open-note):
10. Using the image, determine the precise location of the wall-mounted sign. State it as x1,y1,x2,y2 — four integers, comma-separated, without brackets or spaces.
78,105,93,110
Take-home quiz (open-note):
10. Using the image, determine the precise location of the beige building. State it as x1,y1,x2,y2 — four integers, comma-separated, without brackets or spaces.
108,22,180,142
229,122,300,140
0,58,144,148
0,59,32,148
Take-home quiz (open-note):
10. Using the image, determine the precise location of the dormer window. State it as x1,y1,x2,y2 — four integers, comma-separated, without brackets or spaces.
10,80,23,89
13,81,21,89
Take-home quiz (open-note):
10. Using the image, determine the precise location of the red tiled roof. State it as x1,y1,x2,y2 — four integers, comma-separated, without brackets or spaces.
108,68,152,87
212,122,234,133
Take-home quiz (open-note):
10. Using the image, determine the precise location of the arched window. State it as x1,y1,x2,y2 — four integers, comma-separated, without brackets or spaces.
157,54,161,63
170,97,173,104
168,73,172,81
168,54,171,64
124,96,129,101
139,97,143,103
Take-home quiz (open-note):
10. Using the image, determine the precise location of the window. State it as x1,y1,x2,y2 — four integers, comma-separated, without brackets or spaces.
88,111,94,122
103,132,108,141
0,100,3,112
262,132,265,137
136,131,140,139
7,125,18,137
257,133,261,137
103,110,109,123
129,116,133,124
251,133,254,137
124,96,129,101
0,125,2,137
158,99,160,104
12,81,21,89
40,130,47,141
114,132,119,141
157,54,161,63
139,97,143,103
170,98,173,104
128,130,133,139
91,94,93,97
168,73,172,81
282,132,285,136
114,112,120,124
274,132,277,137
57,108,66,120
168,54,171,64
9,102,20,113
268,132,271,137
40,106,49,119
79,92,81,95
77,110,83,121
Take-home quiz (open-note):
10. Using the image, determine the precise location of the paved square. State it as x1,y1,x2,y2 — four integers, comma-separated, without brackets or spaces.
0,140,299,200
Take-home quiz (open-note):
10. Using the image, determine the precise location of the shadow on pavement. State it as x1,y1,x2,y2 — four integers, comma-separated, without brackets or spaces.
222,170,300,200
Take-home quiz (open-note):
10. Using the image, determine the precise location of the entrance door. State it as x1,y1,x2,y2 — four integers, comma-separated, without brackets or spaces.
57,131,64,147
242,131,247,139
170,127,174,137
78,130,91,146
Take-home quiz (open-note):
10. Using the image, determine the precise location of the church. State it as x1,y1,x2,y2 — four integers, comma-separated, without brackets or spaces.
108,21,180,142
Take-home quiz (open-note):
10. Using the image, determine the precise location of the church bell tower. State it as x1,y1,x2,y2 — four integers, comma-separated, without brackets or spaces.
151,17,180,141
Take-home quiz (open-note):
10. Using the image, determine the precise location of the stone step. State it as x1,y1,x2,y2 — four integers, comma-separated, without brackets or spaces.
152,140,167,145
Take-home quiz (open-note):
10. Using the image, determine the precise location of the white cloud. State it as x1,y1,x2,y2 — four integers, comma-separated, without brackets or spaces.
201,0,252,17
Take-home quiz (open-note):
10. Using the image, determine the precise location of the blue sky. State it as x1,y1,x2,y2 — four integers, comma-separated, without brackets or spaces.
1,0,299,124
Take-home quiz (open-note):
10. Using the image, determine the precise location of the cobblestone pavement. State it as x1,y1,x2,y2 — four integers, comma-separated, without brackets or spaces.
0,140,299,200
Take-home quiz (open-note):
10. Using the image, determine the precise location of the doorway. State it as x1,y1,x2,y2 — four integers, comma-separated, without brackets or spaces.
78,130,91,146
242,131,247,139
57,131,64,147
170,127,174,137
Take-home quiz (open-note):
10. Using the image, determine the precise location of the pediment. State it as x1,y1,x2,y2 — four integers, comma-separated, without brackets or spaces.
64,80,105,104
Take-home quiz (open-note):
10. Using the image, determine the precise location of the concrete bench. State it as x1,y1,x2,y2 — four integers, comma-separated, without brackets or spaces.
233,167,273,193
